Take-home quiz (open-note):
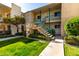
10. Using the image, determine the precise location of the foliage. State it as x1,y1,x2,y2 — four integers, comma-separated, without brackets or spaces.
29,29,46,40
3,16,25,33
15,32,23,35
0,37,48,56
3,16,25,25
64,44,79,56
47,28,55,36
64,36,79,45
64,17,79,36
3,17,13,24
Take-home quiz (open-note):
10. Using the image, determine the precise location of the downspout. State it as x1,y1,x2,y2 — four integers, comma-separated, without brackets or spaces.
40,11,41,22
48,8,50,30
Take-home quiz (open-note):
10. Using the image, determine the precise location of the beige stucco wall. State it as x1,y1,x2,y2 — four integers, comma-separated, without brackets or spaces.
61,3,79,37
0,23,8,31
24,12,34,36
35,9,60,20
11,3,21,18
34,8,61,35
11,3,22,35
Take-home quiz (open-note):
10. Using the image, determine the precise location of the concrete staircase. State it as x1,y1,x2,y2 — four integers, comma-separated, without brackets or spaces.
33,18,55,40
35,26,55,40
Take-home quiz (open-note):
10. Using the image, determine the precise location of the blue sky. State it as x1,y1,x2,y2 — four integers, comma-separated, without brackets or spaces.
3,3,48,12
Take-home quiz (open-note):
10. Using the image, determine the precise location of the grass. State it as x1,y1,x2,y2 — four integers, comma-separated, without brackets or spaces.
64,44,79,56
0,37,49,56
0,35,14,38
0,35,7,38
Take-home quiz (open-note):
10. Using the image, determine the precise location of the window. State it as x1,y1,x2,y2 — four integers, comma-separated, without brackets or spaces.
37,15,41,19
55,25,60,28
54,11,61,17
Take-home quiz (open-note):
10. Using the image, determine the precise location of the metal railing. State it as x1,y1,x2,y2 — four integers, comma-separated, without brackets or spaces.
34,15,61,32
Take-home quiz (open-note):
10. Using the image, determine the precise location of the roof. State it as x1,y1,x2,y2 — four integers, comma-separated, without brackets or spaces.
24,3,61,14
0,3,11,12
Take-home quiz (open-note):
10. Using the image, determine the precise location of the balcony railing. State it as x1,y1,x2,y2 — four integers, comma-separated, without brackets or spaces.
34,15,61,24
43,15,60,22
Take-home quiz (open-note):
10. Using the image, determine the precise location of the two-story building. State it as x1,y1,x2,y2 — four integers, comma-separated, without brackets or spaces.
0,3,11,34
24,3,61,38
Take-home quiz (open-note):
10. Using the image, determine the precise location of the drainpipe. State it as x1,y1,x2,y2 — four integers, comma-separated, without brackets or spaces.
48,8,50,30
40,11,41,22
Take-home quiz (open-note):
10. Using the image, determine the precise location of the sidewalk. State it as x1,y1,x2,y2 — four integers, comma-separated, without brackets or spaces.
0,36,23,41
39,39,64,56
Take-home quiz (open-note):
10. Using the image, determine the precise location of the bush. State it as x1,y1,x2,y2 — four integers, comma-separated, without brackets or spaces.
64,17,79,36
64,36,79,45
47,28,55,36
29,29,46,40
15,32,23,35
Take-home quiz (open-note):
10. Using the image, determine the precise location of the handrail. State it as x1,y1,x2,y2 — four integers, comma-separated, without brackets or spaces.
34,15,61,33
34,15,61,23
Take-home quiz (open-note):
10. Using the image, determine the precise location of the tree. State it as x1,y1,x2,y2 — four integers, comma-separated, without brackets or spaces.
3,17,13,34
3,16,25,33
13,16,25,33
64,17,79,36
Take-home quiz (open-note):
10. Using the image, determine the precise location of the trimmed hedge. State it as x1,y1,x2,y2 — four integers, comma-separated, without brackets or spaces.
64,17,79,36
64,36,79,45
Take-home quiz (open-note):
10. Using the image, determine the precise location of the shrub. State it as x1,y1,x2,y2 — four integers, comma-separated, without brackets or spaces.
29,29,46,40
15,32,23,35
64,36,79,45
47,28,55,36
64,17,79,36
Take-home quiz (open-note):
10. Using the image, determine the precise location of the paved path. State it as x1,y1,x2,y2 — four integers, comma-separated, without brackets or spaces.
39,39,64,56
0,36,23,41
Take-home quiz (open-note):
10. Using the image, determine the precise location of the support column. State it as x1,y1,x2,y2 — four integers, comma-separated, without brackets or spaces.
40,11,41,22
48,8,50,30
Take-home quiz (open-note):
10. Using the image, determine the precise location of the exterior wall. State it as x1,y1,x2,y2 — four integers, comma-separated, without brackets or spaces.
24,12,34,36
46,22,61,35
11,3,22,35
61,3,79,37
35,9,60,20
33,5,61,35
0,4,11,33
0,23,8,31
11,3,21,18
10,25,17,35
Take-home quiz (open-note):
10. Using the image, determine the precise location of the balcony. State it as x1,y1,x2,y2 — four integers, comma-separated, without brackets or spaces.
34,15,61,24
45,16,61,23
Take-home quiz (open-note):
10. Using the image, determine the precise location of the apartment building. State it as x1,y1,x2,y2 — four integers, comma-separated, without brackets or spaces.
0,3,11,34
1,3,79,38
24,3,61,38
24,3,79,38
0,3,23,35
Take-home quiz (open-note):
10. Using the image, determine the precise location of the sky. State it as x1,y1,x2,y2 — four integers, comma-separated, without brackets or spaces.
2,3,48,12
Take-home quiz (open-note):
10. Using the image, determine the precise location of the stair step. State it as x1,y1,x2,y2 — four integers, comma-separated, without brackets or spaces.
51,37,55,40
49,35,53,37
47,34,51,35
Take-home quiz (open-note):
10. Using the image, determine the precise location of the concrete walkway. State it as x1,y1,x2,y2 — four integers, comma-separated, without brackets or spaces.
0,36,23,41
39,39,64,56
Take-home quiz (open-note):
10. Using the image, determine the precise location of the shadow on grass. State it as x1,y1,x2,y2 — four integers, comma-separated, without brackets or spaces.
0,37,36,48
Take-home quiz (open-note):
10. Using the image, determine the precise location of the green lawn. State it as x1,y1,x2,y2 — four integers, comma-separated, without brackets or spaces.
0,35,13,38
64,44,79,56
0,37,49,56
